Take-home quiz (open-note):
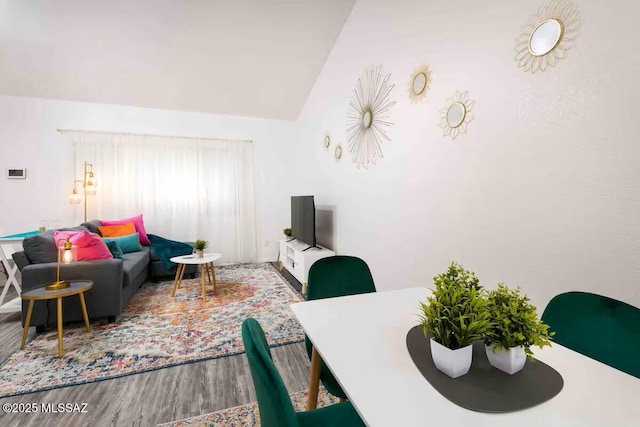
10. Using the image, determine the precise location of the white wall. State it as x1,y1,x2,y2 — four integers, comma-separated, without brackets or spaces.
0,95,297,262
0,0,356,121
296,0,640,309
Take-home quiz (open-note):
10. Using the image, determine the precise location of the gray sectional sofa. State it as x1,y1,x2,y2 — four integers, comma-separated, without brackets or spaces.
12,220,196,330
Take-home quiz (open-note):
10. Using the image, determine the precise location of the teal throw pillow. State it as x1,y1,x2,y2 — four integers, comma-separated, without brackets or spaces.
104,240,124,259
103,232,142,254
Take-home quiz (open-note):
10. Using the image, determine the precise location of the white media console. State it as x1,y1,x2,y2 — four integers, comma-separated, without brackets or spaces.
279,239,335,294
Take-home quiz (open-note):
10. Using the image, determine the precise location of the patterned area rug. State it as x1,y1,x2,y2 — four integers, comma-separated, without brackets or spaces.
158,387,338,426
0,263,304,397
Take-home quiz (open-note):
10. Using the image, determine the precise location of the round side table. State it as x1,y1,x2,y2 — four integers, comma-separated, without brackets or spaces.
21,280,93,357
170,253,222,302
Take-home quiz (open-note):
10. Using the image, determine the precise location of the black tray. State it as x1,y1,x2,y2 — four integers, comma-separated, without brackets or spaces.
406,325,564,413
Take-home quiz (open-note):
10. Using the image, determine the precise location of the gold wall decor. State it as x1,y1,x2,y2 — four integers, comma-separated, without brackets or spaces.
335,144,343,160
324,133,331,148
408,64,432,103
346,65,395,169
438,90,475,140
515,0,582,73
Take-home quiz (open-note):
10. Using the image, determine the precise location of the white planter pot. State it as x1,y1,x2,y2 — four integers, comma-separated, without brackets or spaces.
195,249,204,258
430,338,473,379
485,344,526,374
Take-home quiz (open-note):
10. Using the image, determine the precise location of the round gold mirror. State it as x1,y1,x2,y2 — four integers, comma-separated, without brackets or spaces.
446,102,466,128
529,19,563,56
412,72,428,96
439,90,475,140
408,64,432,103
324,134,331,148
514,0,581,73
335,145,342,160
362,109,373,129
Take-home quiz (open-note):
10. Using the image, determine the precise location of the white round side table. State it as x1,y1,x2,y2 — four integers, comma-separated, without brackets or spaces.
169,253,222,302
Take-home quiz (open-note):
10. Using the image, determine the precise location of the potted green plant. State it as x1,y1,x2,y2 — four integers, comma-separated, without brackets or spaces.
194,239,208,258
419,262,491,378
283,228,292,240
484,284,554,374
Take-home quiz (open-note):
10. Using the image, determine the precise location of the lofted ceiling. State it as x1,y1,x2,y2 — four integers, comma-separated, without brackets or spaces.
0,0,355,120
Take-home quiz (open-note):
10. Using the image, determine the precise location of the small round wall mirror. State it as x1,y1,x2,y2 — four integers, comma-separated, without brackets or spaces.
446,103,466,128
335,145,342,159
529,19,563,56
412,72,428,96
438,90,475,140
324,134,331,148
362,109,373,129
408,64,432,103
515,0,581,73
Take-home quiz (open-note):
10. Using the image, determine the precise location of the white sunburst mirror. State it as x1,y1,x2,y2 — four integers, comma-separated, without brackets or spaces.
408,64,432,103
346,65,396,169
438,90,475,140
515,0,582,73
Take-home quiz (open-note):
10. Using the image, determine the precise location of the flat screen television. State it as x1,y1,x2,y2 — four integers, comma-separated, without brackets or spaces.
291,195,316,248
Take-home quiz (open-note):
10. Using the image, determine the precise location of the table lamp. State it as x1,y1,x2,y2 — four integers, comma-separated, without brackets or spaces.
45,238,77,290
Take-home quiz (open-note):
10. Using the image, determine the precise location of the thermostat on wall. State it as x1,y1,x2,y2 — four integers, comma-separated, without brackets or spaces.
6,168,26,179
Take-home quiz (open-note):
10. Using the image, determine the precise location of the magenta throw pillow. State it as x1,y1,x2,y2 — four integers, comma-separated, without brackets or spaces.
53,230,113,261
100,214,150,246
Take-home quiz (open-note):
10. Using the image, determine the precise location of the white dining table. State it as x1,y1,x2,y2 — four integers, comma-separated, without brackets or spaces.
290,287,640,427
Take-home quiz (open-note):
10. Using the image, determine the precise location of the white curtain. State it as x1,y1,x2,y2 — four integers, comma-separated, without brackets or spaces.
64,131,258,263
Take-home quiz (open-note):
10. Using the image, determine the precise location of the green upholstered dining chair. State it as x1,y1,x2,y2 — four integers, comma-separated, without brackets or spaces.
305,256,376,400
541,291,640,379
241,318,365,427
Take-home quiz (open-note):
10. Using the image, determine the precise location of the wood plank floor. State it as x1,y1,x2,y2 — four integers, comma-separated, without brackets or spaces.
0,266,311,427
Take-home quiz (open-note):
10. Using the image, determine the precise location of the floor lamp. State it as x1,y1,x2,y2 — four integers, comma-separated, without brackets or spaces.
69,161,97,222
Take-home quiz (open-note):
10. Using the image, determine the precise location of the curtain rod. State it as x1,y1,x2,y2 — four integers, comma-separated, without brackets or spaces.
56,128,253,143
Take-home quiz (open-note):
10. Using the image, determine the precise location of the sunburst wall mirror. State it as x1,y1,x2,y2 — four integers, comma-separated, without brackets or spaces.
438,90,475,140
408,64,432,103
346,65,395,169
515,0,582,73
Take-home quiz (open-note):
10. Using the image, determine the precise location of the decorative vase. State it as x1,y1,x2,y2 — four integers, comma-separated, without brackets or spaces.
485,344,526,374
195,249,204,258
430,338,473,378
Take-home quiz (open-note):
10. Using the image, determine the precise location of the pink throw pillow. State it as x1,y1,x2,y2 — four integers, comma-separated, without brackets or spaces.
54,230,113,261
100,214,150,246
